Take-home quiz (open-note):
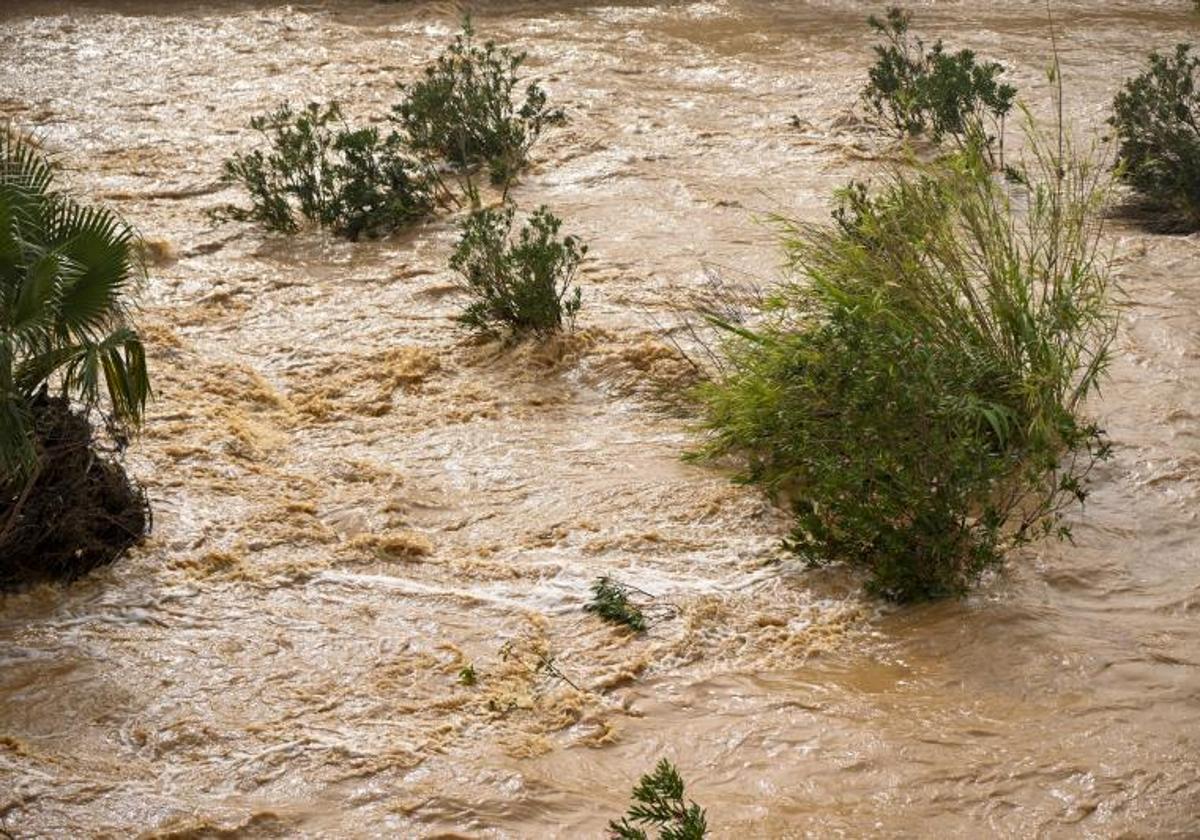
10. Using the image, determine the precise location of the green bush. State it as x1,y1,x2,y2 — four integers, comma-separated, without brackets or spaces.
1109,44,1200,231
609,759,707,840
216,101,436,239
450,205,584,337
862,7,1015,153
692,122,1116,602
394,18,566,190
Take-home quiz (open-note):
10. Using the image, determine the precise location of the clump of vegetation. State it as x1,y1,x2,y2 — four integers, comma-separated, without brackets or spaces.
692,120,1116,602
862,7,1015,155
217,22,563,235
450,204,584,337
394,17,566,191
585,577,647,631
1109,43,1200,231
1,129,151,588
609,759,708,840
458,664,477,686
215,101,436,240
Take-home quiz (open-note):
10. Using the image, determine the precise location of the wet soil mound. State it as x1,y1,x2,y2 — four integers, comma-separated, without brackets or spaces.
0,396,149,590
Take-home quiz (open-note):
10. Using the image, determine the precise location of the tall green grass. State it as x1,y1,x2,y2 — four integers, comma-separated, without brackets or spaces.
692,117,1117,601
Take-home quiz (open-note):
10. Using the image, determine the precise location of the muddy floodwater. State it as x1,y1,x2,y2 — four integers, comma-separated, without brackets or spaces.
2,0,1199,836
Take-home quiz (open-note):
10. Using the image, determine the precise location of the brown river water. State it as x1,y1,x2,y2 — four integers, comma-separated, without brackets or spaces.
2,1,1199,836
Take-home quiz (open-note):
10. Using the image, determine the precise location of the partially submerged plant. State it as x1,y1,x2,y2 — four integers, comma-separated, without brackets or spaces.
215,101,436,239
1109,43,1200,231
862,7,1015,156
0,130,150,481
0,128,152,586
534,652,582,692
450,204,584,337
585,576,647,631
394,17,566,193
692,117,1117,602
216,21,565,234
496,638,583,693
609,759,708,840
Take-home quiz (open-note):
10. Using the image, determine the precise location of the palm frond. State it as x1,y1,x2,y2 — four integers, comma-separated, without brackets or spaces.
99,328,150,425
49,200,142,340
9,245,72,333
0,125,54,196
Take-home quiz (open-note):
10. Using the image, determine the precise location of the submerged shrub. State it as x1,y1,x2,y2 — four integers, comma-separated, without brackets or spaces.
585,576,647,631
862,7,1015,153
394,18,566,189
1109,43,1200,231
692,121,1116,602
216,101,435,239
609,759,708,840
450,204,584,337
0,129,151,586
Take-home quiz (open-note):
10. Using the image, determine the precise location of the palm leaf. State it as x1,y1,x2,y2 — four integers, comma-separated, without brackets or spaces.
49,201,141,340
0,126,54,195
9,245,71,332
0,394,36,480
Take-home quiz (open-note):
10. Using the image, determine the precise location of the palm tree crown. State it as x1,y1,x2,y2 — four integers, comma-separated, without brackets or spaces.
0,128,150,482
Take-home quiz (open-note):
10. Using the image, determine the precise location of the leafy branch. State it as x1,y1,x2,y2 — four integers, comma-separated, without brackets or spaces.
609,759,708,840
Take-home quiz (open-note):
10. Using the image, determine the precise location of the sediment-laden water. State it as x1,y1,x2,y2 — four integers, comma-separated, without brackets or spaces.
1,1,1198,836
